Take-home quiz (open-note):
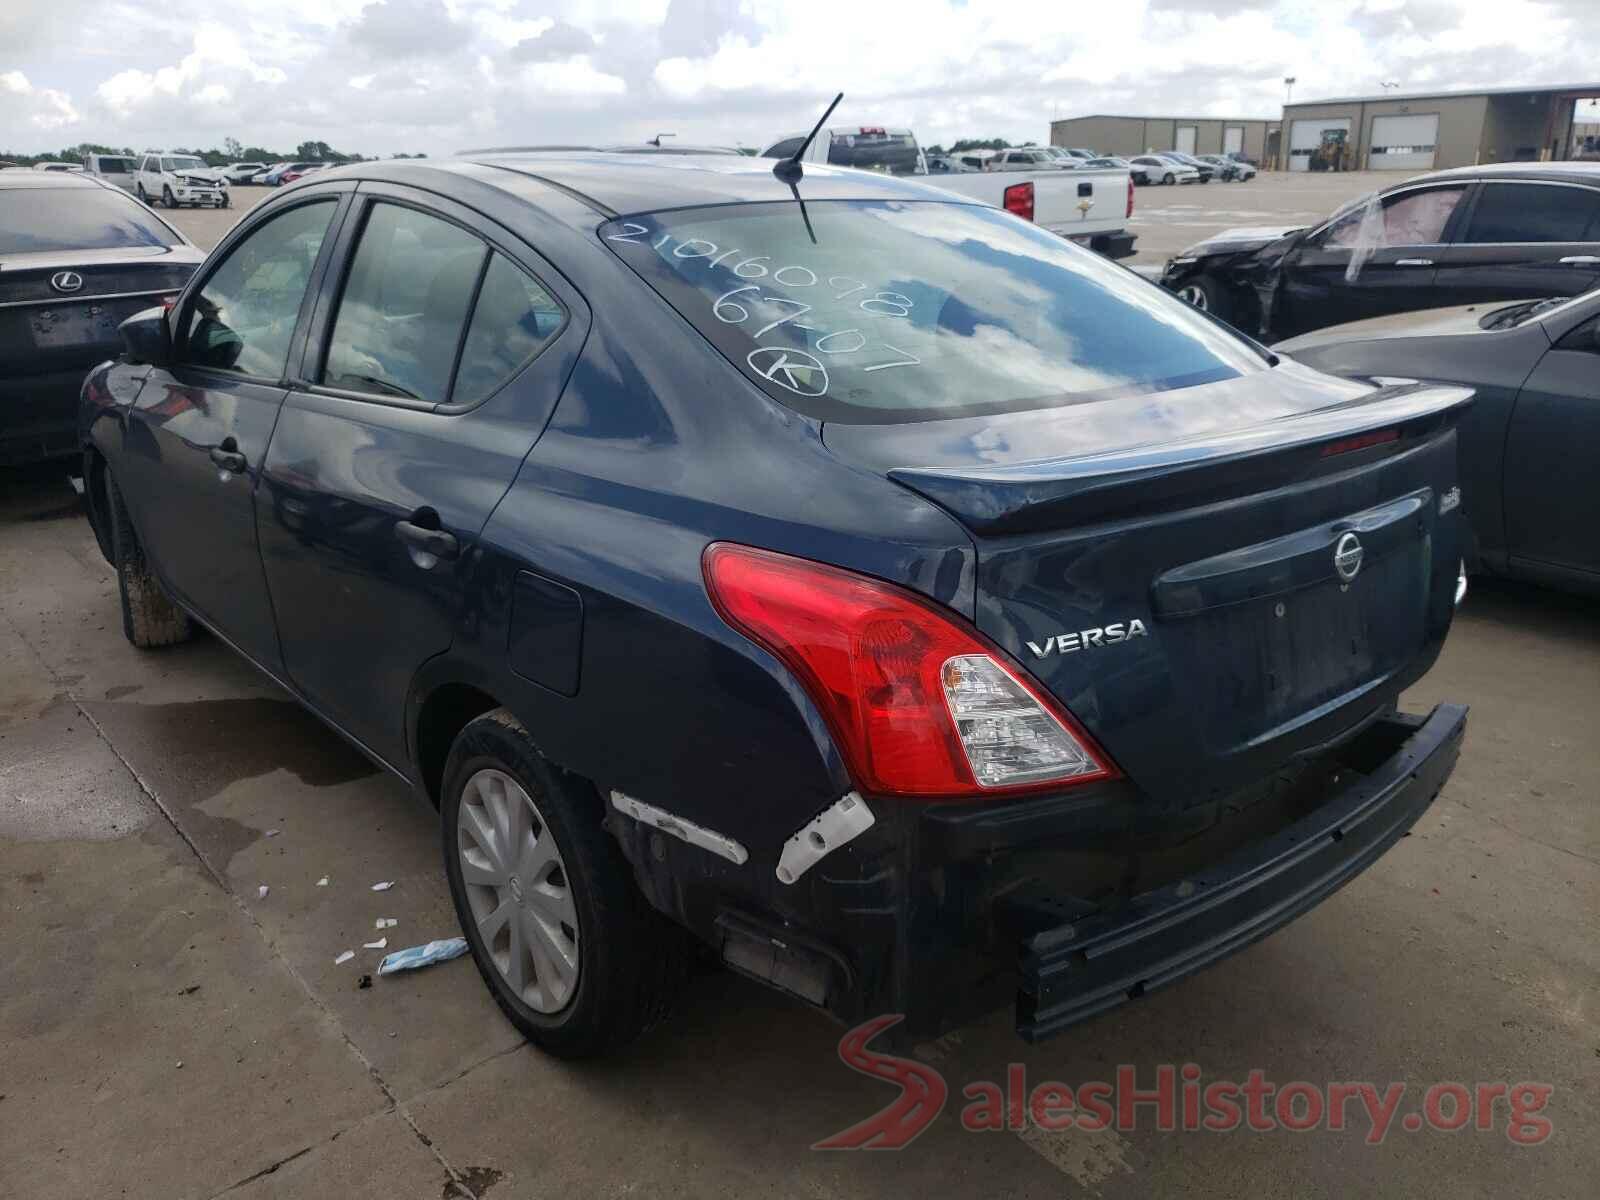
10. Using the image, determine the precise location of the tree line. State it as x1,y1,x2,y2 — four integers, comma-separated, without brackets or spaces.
923,138,1038,155
1,138,427,167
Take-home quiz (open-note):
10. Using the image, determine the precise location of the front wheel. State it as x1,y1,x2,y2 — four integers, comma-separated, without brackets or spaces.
1163,172,1176,185
441,709,689,1059
1176,274,1234,321
161,186,177,209
135,183,148,203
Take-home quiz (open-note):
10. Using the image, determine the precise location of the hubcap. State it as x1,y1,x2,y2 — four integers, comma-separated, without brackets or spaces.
457,768,579,1013
1179,284,1209,311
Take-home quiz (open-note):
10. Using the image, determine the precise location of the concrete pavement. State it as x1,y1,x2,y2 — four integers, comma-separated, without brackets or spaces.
1,457,1596,1198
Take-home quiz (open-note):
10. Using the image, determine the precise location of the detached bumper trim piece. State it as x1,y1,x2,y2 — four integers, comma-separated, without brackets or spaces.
1017,703,1468,1041
609,790,748,865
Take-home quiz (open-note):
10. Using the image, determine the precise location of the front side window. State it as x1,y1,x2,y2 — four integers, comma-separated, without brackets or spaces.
322,202,485,402
182,200,337,377
0,187,182,254
603,200,1264,424
1462,183,1600,244
1325,187,1465,249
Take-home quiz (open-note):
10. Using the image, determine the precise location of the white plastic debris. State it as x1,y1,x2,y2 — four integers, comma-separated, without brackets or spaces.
370,881,395,892
375,918,397,930
377,938,469,976
334,950,355,965
364,938,388,950
257,885,269,899
265,829,281,838
316,876,329,887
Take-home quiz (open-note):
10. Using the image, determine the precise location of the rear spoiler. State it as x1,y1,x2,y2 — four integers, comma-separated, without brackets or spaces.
889,384,1474,536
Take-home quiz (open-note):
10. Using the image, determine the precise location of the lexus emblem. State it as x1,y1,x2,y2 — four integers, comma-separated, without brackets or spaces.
1333,532,1364,582
50,271,84,294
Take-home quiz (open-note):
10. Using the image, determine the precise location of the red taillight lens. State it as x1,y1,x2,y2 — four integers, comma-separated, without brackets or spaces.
702,543,1116,798
1321,428,1399,457
1127,173,1135,219
1003,181,1034,222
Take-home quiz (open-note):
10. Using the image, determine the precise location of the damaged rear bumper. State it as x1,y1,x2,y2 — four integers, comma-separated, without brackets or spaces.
1016,704,1467,1040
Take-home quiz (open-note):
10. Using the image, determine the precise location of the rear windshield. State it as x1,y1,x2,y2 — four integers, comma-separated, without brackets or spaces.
826,132,924,176
602,200,1262,423
0,188,182,254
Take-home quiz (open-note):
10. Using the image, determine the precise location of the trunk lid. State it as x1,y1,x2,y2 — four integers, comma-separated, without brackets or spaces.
824,361,1473,806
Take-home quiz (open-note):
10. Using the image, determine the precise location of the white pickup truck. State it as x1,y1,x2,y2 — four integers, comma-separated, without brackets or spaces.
758,125,1136,259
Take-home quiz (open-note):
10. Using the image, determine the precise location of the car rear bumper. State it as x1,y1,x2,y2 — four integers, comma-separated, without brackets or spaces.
1,365,89,464
1015,703,1466,1039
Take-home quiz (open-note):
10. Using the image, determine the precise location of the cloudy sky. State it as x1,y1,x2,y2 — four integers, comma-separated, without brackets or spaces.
3,0,1598,157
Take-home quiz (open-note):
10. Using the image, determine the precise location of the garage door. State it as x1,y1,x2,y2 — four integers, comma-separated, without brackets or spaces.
1176,126,1197,155
1224,126,1245,155
1289,118,1351,171
1369,114,1438,170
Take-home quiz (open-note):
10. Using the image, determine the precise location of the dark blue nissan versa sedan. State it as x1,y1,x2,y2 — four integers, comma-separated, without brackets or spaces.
81,153,1472,1057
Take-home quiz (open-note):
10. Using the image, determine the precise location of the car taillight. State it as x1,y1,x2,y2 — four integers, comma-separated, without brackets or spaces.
1002,181,1034,222
1321,428,1399,457
1127,173,1135,219
702,543,1116,798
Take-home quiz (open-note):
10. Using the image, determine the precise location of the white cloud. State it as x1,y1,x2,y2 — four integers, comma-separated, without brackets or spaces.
518,55,627,97
0,68,80,130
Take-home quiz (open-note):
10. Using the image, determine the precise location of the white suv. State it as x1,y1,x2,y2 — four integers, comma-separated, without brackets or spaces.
135,153,229,209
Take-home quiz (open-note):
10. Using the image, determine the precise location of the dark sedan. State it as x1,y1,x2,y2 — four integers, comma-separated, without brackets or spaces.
1162,163,1600,341
1,170,203,464
1278,289,1600,595
82,154,1470,1057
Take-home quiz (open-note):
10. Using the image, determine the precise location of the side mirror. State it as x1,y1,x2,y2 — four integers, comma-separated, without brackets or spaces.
119,306,171,367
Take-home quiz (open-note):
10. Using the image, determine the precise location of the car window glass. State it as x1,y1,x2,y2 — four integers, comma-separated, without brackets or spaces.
826,132,923,175
1462,183,1600,244
182,200,336,377
763,138,804,159
1325,187,1464,248
0,187,182,254
323,202,486,403
451,253,564,405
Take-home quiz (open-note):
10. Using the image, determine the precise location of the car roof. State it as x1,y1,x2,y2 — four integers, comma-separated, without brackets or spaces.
0,168,107,190
1421,161,1600,185
330,153,952,219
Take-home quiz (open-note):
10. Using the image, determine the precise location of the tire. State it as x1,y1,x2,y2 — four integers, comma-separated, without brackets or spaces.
1163,172,1175,185
107,471,193,649
136,183,148,203
441,709,689,1059
1176,274,1234,321
161,186,177,209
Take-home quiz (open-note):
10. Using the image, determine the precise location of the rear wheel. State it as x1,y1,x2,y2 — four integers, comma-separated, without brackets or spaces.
107,471,193,648
441,709,689,1058
1176,274,1234,321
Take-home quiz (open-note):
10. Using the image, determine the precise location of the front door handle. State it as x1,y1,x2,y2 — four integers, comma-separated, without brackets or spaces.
1558,255,1600,266
1393,258,1433,267
209,438,246,473
394,519,459,565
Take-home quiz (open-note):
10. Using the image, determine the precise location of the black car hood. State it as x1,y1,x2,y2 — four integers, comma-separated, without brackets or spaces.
1178,225,1304,260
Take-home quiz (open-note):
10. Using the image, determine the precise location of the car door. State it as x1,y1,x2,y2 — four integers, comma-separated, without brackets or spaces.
1274,182,1469,338
117,185,351,669
1501,309,1600,581
255,183,583,768
1429,180,1600,306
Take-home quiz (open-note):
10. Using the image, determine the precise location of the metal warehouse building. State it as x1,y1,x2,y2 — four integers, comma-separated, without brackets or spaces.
1049,115,1278,163
1280,82,1600,171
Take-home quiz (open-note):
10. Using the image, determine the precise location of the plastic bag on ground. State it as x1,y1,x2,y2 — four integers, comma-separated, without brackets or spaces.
377,938,469,976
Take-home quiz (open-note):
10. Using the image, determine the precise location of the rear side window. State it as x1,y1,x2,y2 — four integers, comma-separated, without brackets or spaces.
323,203,485,402
452,254,564,405
182,200,337,377
602,200,1263,424
0,187,181,254
762,138,804,159
1462,183,1600,243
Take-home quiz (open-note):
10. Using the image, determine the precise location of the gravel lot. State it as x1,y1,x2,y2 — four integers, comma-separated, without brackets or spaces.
1,169,1595,1199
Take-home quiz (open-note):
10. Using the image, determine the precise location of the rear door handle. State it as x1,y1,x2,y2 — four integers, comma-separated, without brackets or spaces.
1394,258,1433,267
394,518,459,564
209,438,246,473
1558,255,1600,266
